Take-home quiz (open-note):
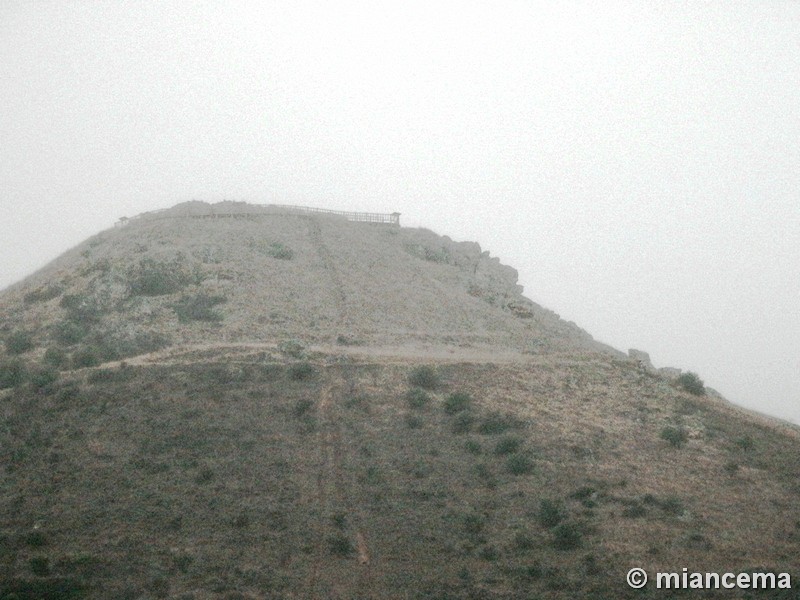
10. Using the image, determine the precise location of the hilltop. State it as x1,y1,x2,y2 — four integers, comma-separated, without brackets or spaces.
0,203,798,599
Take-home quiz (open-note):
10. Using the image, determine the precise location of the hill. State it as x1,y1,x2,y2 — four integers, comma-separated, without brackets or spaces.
1,203,798,599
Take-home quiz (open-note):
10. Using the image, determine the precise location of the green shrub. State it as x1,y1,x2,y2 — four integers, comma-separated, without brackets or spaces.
292,398,314,418
734,435,756,451
128,257,200,296
677,372,705,396
724,461,740,475
172,293,226,323
451,412,474,434
43,347,67,368
478,545,499,561
409,366,439,390
5,331,34,354
405,414,423,429
266,242,293,260
660,425,689,448
511,531,536,552
538,499,564,528
1,577,84,599
23,531,46,548
87,368,134,384
658,496,685,516
55,383,81,403
474,465,498,489
462,513,485,535
552,522,582,550
622,502,647,518
327,533,354,557
279,340,306,359
53,320,89,346
464,439,482,455
444,392,471,414
29,556,50,576
0,360,27,389
28,367,59,390
87,331,170,361
71,346,102,369
23,284,63,305
570,486,597,505
506,453,534,475
478,411,524,435
494,435,523,455
406,387,430,409
288,362,315,381
59,293,104,323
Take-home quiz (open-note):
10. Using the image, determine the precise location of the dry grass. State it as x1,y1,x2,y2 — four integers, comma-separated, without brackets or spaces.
0,349,797,599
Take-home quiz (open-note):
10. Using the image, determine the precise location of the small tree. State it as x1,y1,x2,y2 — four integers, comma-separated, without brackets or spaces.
661,425,689,448
677,372,705,396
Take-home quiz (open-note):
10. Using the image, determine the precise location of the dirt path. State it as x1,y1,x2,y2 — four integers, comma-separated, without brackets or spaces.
305,373,374,599
92,340,548,372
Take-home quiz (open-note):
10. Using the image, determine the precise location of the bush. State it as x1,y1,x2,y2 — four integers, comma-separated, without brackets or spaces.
89,331,170,361
128,257,200,296
29,556,50,576
23,284,63,304
406,387,430,409
734,435,756,451
622,502,647,518
288,362,315,381
71,346,102,369
59,293,103,323
266,242,293,260
5,331,34,354
677,372,705,396
462,513,485,535
552,522,582,550
511,532,536,552
292,398,314,418
172,293,226,323
464,439,483,455
0,360,27,389
53,320,89,346
43,347,67,368
409,366,439,390
87,368,134,384
506,453,535,475
327,534,354,557
28,367,59,390
478,411,524,435
451,412,474,434
444,392,471,415
660,425,689,448
279,340,306,359
494,435,523,455
538,499,564,528
405,414,423,429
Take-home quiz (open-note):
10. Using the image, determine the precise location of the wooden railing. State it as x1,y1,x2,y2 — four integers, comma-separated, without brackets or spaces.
271,205,400,224
116,204,400,227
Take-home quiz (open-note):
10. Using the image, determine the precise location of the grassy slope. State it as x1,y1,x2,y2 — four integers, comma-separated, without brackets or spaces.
1,349,798,599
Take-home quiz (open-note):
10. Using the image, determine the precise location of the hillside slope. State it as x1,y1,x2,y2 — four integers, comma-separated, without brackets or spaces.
1,203,798,599
0,202,611,363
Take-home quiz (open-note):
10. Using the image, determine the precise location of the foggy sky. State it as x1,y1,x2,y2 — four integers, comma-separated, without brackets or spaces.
1,2,798,423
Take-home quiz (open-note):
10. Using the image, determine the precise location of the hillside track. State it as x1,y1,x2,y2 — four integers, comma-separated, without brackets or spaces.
306,217,352,332
305,371,375,599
